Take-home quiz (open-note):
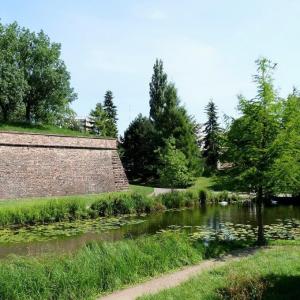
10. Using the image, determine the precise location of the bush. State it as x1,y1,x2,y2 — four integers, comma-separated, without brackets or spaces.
158,138,192,188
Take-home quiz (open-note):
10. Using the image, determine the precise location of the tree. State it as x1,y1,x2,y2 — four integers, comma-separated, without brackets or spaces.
225,58,282,245
269,90,300,195
149,60,202,176
18,26,76,123
120,114,157,181
90,103,109,136
149,59,168,123
0,21,76,124
158,137,192,188
0,22,26,122
103,90,118,138
203,99,221,172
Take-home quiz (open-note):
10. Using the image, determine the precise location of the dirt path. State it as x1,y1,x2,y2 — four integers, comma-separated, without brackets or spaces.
97,248,259,300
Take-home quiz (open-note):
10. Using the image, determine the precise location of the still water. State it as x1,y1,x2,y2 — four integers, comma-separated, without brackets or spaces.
0,204,299,258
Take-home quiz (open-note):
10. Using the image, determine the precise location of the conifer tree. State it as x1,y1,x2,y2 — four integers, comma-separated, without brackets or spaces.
203,99,221,172
103,90,118,138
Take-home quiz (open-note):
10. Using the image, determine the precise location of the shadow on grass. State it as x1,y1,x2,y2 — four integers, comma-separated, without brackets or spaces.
263,275,300,300
220,274,300,300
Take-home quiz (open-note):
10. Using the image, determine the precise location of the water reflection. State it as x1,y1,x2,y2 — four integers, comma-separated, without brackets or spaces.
0,204,299,258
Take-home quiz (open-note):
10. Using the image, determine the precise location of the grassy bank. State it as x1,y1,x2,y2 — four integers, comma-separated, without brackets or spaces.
0,186,243,227
0,122,96,137
0,232,247,300
140,241,300,300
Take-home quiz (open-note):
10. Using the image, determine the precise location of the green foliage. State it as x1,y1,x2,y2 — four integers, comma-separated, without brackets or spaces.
90,102,110,136
0,183,243,227
89,90,118,137
0,21,76,124
225,58,282,197
149,59,168,123
120,114,158,181
268,90,300,195
103,90,118,137
122,59,202,182
203,99,221,172
0,22,27,122
158,137,192,188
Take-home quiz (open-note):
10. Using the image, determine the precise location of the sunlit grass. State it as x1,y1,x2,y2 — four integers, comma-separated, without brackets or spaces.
139,241,300,300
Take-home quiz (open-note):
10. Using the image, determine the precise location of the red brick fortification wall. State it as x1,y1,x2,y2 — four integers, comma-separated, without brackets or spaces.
0,131,128,199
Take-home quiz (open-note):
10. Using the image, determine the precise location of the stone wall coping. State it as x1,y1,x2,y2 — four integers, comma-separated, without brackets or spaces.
0,131,117,150
0,130,116,140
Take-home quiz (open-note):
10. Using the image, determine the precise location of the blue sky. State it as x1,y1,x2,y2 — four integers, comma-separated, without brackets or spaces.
2,0,300,134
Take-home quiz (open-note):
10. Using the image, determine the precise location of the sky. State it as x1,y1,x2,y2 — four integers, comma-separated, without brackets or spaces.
2,0,300,134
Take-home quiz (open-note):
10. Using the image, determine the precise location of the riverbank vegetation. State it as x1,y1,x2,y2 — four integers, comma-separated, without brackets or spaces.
140,242,300,300
0,184,244,227
0,232,249,300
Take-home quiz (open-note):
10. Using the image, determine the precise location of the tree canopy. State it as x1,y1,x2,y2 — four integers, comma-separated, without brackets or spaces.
225,58,282,199
0,21,76,125
89,90,118,138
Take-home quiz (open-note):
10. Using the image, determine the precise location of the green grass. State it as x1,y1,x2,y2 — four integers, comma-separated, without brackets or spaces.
0,122,101,138
139,241,300,300
129,185,154,196
0,232,246,300
189,176,215,191
0,188,202,226
0,185,245,227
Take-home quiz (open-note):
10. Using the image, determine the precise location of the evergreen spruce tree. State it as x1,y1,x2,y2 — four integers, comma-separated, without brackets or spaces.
103,90,118,138
203,99,221,172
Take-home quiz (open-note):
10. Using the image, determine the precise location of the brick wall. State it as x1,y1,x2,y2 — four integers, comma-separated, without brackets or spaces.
0,131,128,199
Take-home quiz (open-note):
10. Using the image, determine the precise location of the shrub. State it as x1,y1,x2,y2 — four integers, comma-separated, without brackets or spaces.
219,273,267,300
158,138,192,188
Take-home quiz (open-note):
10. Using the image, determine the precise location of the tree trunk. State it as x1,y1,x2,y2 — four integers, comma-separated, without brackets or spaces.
0,105,8,122
256,186,267,246
25,104,31,123
2,109,8,122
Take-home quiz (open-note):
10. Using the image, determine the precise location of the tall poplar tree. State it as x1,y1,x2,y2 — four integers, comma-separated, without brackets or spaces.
149,59,168,124
203,100,221,172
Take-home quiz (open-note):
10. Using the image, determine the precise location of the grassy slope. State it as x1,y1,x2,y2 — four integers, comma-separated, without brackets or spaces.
140,241,300,300
189,177,215,191
0,122,97,137
129,185,154,196
0,185,153,207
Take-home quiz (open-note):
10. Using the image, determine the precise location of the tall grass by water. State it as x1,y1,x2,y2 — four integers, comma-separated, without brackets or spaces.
0,185,243,227
0,231,245,300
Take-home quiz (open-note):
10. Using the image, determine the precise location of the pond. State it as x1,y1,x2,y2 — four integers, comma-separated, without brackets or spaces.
0,204,299,258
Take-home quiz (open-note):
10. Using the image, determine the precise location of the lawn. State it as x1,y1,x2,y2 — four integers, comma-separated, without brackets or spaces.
189,176,215,191
139,241,300,300
129,184,154,196
0,122,99,138
0,184,153,208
